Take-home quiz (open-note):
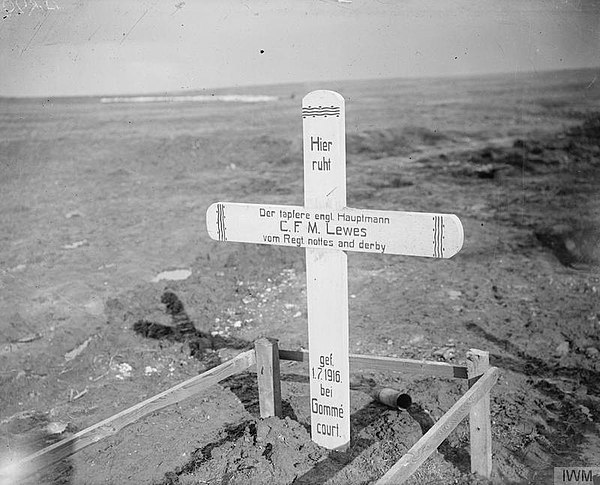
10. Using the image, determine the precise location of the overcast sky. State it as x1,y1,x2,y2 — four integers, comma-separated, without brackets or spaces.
0,0,598,97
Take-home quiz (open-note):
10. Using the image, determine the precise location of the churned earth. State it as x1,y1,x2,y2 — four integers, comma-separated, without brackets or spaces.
0,68,599,484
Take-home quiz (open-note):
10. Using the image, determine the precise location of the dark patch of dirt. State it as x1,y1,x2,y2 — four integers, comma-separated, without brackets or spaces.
346,126,451,160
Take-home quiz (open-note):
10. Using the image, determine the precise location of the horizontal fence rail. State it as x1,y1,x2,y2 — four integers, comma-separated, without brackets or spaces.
0,349,256,482
375,367,499,484
279,349,469,380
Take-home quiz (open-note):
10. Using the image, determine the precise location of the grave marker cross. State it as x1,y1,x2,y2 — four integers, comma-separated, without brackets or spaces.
206,90,464,450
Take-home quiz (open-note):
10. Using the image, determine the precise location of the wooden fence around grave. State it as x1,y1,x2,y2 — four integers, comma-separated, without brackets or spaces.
1,338,498,484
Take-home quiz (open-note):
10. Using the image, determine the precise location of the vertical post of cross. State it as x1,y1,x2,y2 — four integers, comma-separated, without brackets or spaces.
303,90,350,450
467,349,493,478
206,90,465,452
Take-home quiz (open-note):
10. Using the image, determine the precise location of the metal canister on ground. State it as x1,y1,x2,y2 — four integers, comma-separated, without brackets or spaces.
376,388,412,409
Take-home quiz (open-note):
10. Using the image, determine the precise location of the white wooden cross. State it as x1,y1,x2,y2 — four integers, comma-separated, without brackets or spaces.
206,90,464,450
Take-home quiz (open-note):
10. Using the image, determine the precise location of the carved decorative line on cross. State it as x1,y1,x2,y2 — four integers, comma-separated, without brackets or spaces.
216,203,227,241
302,105,341,118
433,216,445,258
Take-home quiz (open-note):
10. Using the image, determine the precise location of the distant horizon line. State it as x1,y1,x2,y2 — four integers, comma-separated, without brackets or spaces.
1,66,597,102
99,94,279,104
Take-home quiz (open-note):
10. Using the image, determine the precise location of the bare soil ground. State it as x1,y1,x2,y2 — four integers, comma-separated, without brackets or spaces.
1,68,599,484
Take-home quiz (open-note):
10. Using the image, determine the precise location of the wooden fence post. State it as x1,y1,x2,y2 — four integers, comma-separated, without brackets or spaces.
376,367,499,484
467,349,493,478
254,338,282,418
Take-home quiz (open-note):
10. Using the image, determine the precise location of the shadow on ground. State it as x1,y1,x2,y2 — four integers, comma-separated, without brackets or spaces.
133,290,251,369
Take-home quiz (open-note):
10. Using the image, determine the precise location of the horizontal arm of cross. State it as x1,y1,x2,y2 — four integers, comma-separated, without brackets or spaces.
206,202,463,258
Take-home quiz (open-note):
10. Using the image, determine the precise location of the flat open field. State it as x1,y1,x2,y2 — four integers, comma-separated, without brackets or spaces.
1,68,599,484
